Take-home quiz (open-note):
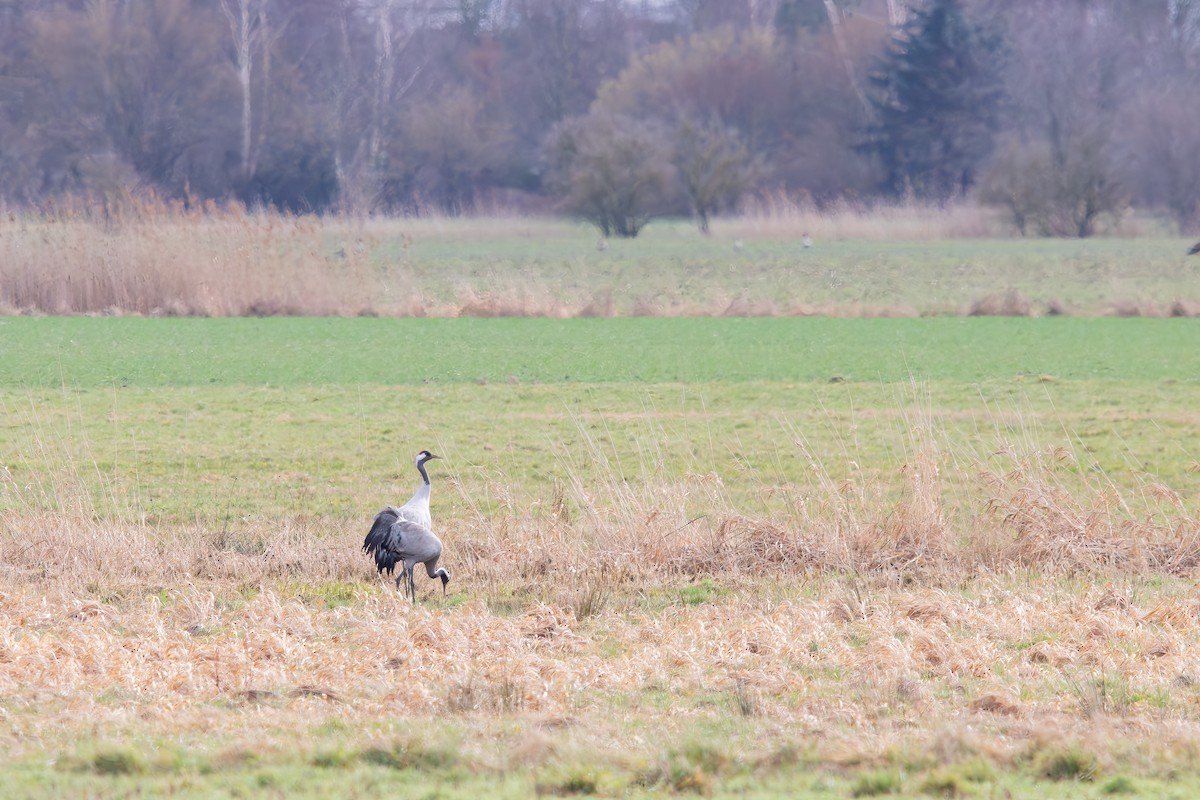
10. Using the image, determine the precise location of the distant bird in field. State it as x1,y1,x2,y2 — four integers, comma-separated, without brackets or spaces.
802,233,813,249
1188,241,1200,256
363,450,450,601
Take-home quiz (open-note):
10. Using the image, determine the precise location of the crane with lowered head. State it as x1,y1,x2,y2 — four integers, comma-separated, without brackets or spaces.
363,450,450,601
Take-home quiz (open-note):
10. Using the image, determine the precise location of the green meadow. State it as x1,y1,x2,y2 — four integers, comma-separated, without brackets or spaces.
6,315,1200,387
5,315,1200,523
395,228,1200,312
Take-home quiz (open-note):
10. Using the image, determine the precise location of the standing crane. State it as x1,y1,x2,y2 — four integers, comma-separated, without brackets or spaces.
362,450,451,601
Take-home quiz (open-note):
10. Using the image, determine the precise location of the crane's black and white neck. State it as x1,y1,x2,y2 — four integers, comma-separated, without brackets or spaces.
415,450,438,486
391,450,440,531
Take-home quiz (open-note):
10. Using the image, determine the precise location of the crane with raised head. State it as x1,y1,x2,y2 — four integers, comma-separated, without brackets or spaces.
363,450,450,601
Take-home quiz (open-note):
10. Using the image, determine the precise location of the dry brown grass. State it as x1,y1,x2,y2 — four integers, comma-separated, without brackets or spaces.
2,431,1200,767
0,200,399,316
4,409,1200,782
3,534,1200,775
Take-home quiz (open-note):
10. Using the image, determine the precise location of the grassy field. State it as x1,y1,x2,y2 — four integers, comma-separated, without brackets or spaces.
5,312,1200,797
6,315,1200,386
3,208,1200,317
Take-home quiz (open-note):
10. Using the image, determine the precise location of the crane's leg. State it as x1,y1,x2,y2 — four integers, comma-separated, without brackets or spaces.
409,569,417,604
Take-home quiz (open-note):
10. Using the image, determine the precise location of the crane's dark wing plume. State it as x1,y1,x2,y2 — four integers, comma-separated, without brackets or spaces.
1189,241,1200,256
363,507,402,574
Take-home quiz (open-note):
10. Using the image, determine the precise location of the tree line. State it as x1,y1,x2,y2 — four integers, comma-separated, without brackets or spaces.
2,0,1199,235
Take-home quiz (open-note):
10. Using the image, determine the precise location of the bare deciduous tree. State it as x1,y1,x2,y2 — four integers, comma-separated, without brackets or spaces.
333,0,434,211
219,0,271,180
983,3,1129,236
546,113,675,238
821,0,873,120
674,117,757,233
1121,83,1200,231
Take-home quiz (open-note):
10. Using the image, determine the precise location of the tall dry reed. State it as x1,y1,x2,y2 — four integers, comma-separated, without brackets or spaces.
0,200,392,316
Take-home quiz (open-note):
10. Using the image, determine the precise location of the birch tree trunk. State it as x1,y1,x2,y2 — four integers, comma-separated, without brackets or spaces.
219,0,262,180
822,0,873,120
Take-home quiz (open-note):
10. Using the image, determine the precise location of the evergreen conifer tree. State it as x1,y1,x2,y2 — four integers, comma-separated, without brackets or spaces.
867,0,1005,201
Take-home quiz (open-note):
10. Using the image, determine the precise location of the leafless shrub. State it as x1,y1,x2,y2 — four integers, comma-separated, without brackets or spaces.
980,134,1125,238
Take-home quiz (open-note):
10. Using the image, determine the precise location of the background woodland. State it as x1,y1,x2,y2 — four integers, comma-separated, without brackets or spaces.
3,0,1200,236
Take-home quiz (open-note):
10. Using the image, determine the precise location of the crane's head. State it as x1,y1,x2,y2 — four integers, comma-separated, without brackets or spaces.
437,568,450,596
415,450,441,467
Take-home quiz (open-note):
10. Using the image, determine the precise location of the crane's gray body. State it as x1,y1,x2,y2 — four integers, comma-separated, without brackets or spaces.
363,510,448,599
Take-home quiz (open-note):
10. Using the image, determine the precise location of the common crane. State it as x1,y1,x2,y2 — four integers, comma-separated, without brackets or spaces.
362,450,449,601
1189,241,1200,256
